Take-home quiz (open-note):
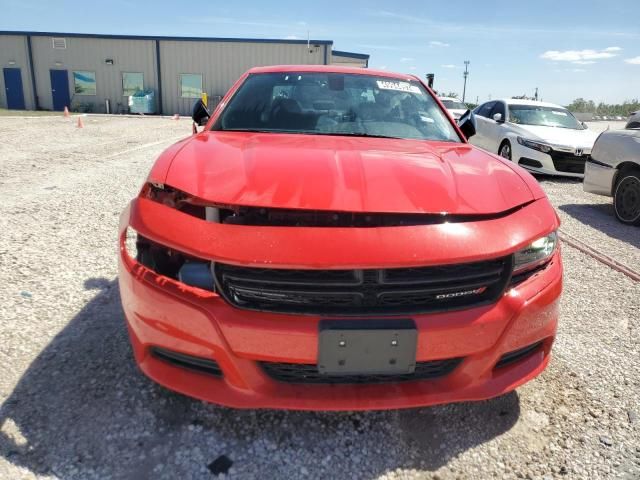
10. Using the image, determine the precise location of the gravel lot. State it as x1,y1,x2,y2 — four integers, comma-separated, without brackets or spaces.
0,116,638,480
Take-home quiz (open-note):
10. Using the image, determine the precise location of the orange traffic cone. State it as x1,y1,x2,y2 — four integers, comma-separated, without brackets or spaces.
172,114,180,120
63,106,70,118
77,117,84,128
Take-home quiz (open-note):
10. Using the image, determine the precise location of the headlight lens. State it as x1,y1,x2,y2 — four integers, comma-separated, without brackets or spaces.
124,226,139,259
513,232,558,274
517,136,552,154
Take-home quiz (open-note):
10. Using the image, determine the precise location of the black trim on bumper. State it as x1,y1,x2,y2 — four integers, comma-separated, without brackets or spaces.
586,157,614,169
260,357,463,384
494,341,543,369
150,347,223,377
518,158,543,169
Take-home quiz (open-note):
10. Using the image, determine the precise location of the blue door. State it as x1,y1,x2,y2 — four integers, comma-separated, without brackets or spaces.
50,69,71,111
3,68,26,110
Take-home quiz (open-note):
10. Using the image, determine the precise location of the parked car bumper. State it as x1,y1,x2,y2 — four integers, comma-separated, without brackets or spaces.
584,159,616,196
512,143,588,178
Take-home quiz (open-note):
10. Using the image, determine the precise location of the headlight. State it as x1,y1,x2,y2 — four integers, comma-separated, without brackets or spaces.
513,232,558,274
124,226,139,259
517,136,552,154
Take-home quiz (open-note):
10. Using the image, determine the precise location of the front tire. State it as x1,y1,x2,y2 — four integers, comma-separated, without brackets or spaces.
499,141,512,161
614,170,640,225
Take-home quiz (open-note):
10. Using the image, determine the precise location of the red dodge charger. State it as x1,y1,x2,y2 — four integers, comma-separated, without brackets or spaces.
118,65,561,410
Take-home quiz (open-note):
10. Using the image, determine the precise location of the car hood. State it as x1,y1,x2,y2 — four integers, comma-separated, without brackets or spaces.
164,131,535,215
514,124,599,149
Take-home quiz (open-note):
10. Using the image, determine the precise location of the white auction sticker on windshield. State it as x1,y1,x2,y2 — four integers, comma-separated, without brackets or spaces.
552,110,568,116
376,80,422,94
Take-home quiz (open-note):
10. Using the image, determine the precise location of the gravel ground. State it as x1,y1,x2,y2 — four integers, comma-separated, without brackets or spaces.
0,116,638,480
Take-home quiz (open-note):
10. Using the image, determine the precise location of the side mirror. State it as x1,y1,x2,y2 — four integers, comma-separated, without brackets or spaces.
192,99,210,130
457,109,477,140
492,113,504,123
581,121,588,129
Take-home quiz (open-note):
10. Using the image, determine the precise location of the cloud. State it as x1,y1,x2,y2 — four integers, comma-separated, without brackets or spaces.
429,41,449,47
540,47,622,63
441,64,459,69
285,35,300,39
625,56,640,64
369,10,640,39
400,57,414,62
409,66,417,71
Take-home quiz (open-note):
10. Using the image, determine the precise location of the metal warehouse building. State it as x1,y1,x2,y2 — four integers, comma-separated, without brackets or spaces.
0,31,369,115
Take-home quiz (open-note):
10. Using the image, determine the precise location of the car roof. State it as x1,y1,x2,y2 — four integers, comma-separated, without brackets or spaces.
247,64,420,81
498,99,565,109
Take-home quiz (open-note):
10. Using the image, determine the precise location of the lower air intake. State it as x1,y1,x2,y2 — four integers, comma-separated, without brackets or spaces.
260,358,463,384
494,341,544,369
150,347,222,377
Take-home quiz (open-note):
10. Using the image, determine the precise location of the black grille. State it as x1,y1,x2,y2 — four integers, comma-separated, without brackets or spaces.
150,347,222,377
494,341,543,369
261,358,462,384
214,258,513,315
550,151,588,174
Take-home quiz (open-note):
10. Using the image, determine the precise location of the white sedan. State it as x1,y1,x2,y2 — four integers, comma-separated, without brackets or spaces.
469,99,598,177
439,97,468,120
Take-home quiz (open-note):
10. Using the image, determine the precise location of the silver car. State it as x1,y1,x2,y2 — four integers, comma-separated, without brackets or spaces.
584,126,640,225
627,111,640,129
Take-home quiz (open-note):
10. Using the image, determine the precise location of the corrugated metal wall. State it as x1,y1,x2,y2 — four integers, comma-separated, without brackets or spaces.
1,33,358,115
0,35,34,109
30,36,157,112
331,54,367,68
159,41,326,115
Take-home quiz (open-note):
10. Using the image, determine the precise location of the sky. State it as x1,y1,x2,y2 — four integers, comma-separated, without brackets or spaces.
1,0,639,105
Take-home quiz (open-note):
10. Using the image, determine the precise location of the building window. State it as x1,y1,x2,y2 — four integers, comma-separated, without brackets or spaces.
180,74,202,98
73,71,97,95
122,72,144,96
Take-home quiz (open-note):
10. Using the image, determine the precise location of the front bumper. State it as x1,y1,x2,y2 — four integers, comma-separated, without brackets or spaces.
512,142,588,178
118,198,562,411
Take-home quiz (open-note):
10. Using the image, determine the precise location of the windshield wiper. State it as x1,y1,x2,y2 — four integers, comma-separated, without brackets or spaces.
218,128,404,139
311,132,404,139
218,128,278,133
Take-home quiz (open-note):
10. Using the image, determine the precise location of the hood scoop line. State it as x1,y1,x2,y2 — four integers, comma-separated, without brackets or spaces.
144,184,534,227
213,203,534,227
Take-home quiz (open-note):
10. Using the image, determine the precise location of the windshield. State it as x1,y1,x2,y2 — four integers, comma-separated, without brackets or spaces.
508,105,583,129
214,72,461,142
441,99,467,110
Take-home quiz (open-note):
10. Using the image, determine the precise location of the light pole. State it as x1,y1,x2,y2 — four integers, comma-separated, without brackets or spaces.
462,60,470,103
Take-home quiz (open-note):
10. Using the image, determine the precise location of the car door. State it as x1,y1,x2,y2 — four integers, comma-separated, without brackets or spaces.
482,101,507,153
470,101,495,150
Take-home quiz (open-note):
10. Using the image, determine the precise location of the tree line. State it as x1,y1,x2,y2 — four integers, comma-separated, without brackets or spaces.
565,98,640,117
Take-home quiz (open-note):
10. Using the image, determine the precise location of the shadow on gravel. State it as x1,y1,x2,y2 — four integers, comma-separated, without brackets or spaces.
559,203,640,249
0,278,520,478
